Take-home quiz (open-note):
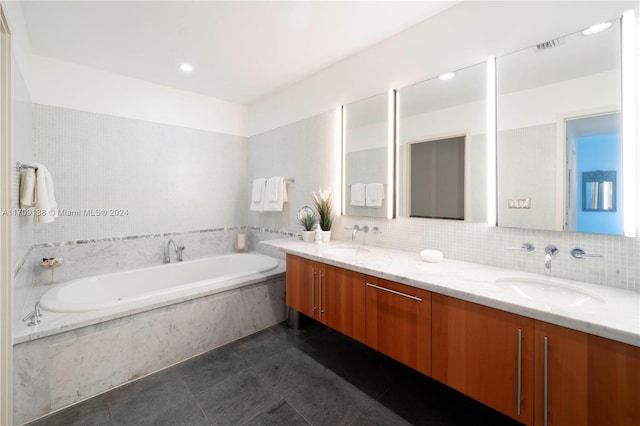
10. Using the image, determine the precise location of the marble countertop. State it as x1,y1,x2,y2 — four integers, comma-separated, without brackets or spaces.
263,239,640,347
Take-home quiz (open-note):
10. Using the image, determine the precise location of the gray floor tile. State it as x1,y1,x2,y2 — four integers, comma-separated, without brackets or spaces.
29,396,111,426
177,345,250,395
243,400,310,426
195,370,281,426
133,398,210,426
286,373,374,426
229,328,294,365
251,346,334,399
298,331,400,400
350,398,412,426
107,372,193,426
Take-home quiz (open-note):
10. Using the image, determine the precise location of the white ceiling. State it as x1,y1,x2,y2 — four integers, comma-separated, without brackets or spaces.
21,1,458,105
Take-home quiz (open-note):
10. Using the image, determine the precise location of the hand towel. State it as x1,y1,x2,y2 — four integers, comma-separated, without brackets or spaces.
263,177,287,211
32,163,57,223
19,167,36,208
250,178,266,212
365,183,384,208
350,183,365,206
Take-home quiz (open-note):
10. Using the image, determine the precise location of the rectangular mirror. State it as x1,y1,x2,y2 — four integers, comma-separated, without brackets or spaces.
497,18,623,235
342,92,393,218
397,61,487,222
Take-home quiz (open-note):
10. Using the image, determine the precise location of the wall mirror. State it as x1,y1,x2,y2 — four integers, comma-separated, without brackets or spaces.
497,18,624,235
397,61,487,222
342,92,393,218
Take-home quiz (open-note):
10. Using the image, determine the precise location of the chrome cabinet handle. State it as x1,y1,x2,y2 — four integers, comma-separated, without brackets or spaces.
366,283,422,302
544,336,549,426
319,271,324,318
311,268,316,315
517,329,522,416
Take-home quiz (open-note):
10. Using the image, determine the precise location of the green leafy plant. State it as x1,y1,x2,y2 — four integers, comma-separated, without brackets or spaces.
298,209,317,231
312,188,334,231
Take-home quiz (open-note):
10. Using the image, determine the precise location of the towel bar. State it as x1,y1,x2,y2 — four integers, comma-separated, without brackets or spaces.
16,162,37,172
250,177,295,183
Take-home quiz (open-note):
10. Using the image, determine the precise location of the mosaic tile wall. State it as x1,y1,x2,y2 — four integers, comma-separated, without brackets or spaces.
32,104,248,245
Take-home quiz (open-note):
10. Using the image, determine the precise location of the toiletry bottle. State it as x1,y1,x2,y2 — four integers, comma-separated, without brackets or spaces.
313,224,322,244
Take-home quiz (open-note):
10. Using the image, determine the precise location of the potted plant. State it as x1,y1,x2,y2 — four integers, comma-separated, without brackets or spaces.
312,188,334,242
298,207,317,242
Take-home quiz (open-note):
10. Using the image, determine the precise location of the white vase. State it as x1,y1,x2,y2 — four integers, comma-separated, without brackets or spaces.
302,231,315,242
322,230,332,243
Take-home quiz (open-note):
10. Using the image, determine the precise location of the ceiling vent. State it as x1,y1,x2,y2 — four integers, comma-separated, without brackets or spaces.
534,37,565,51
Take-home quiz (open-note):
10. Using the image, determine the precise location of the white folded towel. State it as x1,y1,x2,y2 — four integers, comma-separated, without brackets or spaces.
19,167,36,208
250,178,266,212
263,177,288,211
365,183,384,208
350,183,365,206
32,163,57,223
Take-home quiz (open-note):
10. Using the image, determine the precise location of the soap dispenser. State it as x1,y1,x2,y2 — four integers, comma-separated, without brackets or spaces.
313,224,322,244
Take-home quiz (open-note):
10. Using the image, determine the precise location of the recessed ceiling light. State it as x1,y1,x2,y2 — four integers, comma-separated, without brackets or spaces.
180,63,193,73
439,72,455,81
582,22,612,36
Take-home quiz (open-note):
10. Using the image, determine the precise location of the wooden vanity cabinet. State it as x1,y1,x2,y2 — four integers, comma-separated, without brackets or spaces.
533,320,640,426
364,275,431,375
323,264,366,342
285,254,319,318
285,254,366,342
286,254,640,425
432,294,535,425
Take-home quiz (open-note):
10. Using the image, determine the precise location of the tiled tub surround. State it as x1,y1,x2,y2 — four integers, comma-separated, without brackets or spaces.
263,239,640,347
12,227,293,326
13,266,286,425
32,104,248,245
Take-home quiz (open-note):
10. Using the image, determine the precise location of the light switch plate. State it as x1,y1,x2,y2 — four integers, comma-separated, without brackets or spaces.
508,198,531,209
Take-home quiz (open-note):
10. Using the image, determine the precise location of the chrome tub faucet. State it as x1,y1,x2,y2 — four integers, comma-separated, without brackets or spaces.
164,239,185,263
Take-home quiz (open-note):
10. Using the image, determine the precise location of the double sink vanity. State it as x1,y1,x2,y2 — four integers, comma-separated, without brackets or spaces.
263,239,640,426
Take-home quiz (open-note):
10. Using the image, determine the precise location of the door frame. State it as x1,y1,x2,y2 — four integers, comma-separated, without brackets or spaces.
0,4,12,426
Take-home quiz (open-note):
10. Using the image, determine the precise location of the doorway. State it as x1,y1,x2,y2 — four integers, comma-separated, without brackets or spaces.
565,112,622,235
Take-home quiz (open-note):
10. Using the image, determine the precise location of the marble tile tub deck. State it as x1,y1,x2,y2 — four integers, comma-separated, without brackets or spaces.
13,262,286,425
263,239,640,347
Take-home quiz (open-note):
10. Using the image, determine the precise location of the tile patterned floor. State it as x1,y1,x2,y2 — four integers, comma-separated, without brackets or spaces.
29,319,523,426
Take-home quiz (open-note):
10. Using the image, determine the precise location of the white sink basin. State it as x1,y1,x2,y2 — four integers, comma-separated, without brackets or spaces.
322,246,370,257
495,276,605,310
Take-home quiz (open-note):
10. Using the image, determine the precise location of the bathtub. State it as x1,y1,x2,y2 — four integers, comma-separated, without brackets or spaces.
39,252,279,313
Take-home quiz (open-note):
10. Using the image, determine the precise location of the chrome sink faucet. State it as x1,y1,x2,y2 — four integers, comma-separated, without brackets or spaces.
345,224,369,240
164,239,185,263
544,245,559,272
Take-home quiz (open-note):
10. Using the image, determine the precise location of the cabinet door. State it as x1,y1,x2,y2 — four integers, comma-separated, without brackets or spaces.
534,321,640,426
432,294,534,425
323,265,366,342
285,254,315,317
365,276,431,375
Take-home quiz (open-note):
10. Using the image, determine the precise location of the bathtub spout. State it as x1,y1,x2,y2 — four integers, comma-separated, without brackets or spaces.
164,240,185,263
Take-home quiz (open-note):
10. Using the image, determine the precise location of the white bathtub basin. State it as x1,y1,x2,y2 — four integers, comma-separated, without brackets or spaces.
495,276,605,309
39,253,279,313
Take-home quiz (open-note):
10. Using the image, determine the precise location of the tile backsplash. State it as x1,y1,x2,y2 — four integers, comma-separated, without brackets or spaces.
335,215,640,292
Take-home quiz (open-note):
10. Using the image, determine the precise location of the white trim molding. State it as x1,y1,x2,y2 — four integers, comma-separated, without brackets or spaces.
0,5,13,426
